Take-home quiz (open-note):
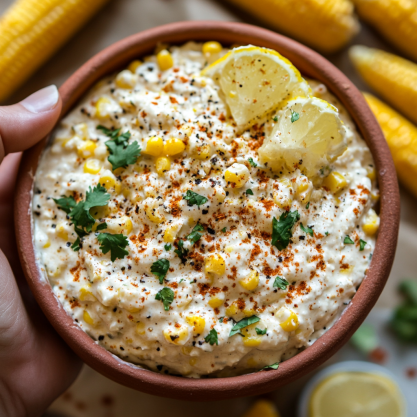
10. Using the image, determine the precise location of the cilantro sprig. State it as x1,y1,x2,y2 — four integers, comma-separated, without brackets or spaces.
155,287,175,311
205,328,219,345
183,190,208,207
359,239,367,251
273,276,289,290
271,210,300,250
97,233,129,262
187,224,205,245
248,158,257,167
174,239,189,263
300,223,314,237
261,363,279,371
256,328,267,335
344,235,354,244
229,316,260,337
290,110,300,123
151,259,170,284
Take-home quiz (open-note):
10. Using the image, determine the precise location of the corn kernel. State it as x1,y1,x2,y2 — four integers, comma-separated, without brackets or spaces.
225,163,250,188
163,223,180,243
208,294,225,309
243,336,262,347
366,167,376,181
83,310,95,326
163,324,189,345
77,140,97,158
247,357,257,368
182,346,193,356
189,357,197,366
362,208,380,236
73,123,89,140
243,308,257,317
155,156,171,175
371,191,380,202
202,41,222,55
106,216,133,234
157,49,174,71
226,302,239,317
322,172,347,194
239,270,259,291
79,287,96,302
229,91,237,98
276,306,299,332
128,60,142,73
142,136,163,157
99,172,121,194
296,179,313,203
43,239,51,248
163,138,185,156
56,223,68,241
116,70,136,89
205,253,226,275
136,322,146,335
145,204,164,224
95,97,111,119
84,159,102,174
186,315,206,334
194,144,211,160
126,305,142,313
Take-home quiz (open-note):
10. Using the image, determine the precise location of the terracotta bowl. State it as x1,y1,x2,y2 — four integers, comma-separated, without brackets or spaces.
14,21,400,400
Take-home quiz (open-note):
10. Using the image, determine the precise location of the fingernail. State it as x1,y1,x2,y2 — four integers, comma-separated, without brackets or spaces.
21,85,59,113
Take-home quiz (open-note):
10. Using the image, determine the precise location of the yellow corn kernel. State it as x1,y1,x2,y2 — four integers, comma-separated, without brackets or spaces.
157,49,174,71
274,192,293,210
79,287,96,301
296,179,313,203
239,270,260,291
43,239,51,248
163,324,189,345
247,357,257,368
56,224,68,241
194,144,211,160
99,173,121,194
163,223,180,243
229,90,237,98
145,205,164,224
322,172,347,194
95,97,111,119
366,167,376,181
136,322,146,335
208,294,225,309
276,307,299,332
106,216,133,234
155,156,171,175
189,357,197,366
185,315,206,335
243,336,262,347
205,253,226,275
243,308,257,317
202,41,222,55
143,136,164,156
125,305,142,313
77,140,97,158
83,310,95,326
225,163,250,188
128,60,142,73
371,191,380,202
182,346,193,356
115,69,136,89
163,138,185,156
242,400,280,417
362,208,380,236
226,302,239,317
73,123,89,140
83,159,102,174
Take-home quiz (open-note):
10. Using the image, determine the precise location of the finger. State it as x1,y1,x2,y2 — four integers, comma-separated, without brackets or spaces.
0,85,62,161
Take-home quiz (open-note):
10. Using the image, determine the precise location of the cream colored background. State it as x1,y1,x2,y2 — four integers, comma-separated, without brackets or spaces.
1,0,416,415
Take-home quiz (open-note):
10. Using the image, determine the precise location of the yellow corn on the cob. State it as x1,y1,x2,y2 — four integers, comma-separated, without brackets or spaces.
350,46,417,125
0,0,110,102
224,0,359,53
241,400,280,417
352,0,417,62
364,92,417,198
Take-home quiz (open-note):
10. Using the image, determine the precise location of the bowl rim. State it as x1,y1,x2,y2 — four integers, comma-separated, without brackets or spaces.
14,20,400,400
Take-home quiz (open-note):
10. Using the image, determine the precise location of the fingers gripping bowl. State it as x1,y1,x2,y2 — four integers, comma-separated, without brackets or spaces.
15,21,399,399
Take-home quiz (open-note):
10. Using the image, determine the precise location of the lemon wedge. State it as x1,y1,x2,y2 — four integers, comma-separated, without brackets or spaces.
202,45,311,128
309,371,405,417
258,96,347,177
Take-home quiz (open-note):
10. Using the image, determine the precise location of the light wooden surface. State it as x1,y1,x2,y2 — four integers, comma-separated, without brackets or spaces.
1,0,416,415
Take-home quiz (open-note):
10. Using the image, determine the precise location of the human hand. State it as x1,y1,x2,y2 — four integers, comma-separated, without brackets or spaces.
0,86,82,417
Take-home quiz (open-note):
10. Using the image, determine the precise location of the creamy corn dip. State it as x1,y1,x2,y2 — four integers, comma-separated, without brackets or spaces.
32,42,379,377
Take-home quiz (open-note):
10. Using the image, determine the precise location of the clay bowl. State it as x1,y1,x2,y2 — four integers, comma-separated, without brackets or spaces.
14,21,400,400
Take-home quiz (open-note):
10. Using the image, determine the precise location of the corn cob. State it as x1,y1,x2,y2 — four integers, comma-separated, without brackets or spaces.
0,0,110,102
224,0,360,53
364,92,417,198
352,0,417,62
350,46,417,125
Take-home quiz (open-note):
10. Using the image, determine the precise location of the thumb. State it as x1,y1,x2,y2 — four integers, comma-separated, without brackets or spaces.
0,85,62,161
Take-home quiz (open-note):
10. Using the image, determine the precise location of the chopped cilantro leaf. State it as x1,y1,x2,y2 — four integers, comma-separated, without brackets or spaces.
183,190,208,207
221,227,227,233
306,202,310,209
325,231,329,236
359,239,367,251
106,139,141,171
291,110,300,123
205,328,219,345
271,210,300,250
272,116,278,122
273,276,289,290
53,195,76,214
155,287,174,311
219,317,225,323
248,158,257,167
164,243,171,251
97,125,121,139
261,363,279,371
97,233,129,261
246,189,254,195
344,235,354,244
96,222,107,231
151,259,170,284
229,316,260,337
300,223,314,237
71,237,81,252
187,224,205,244
256,328,267,335
174,239,188,263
